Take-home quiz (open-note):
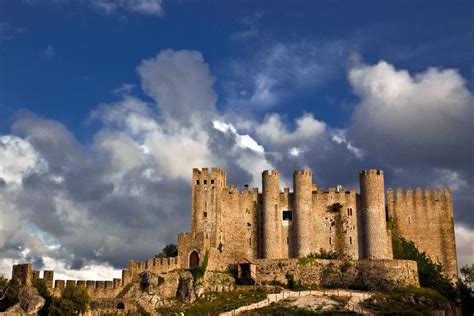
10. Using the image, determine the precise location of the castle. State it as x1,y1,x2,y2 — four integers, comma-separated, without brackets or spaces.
177,168,457,278
8,168,457,313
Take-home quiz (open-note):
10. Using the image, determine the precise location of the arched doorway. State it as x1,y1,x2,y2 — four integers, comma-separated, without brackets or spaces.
189,251,199,268
117,302,125,309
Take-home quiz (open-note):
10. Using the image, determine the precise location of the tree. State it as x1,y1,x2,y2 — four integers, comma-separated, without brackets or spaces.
155,244,178,258
392,234,458,301
0,277,19,312
32,279,52,316
49,284,90,315
459,264,474,316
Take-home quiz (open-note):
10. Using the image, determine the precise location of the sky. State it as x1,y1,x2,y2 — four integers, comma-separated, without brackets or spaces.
0,0,472,280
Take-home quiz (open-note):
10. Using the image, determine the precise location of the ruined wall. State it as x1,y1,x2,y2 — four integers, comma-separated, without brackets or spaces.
387,187,457,278
254,258,419,289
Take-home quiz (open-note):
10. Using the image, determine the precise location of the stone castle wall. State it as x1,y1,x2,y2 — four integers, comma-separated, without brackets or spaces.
180,167,457,279
387,187,457,278
254,258,419,289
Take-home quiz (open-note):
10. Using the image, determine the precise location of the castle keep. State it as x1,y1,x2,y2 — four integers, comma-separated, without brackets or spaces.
177,168,457,278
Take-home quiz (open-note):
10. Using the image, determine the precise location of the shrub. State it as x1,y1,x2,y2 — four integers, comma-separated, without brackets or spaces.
392,233,458,301
32,279,52,315
328,203,343,212
308,248,339,259
0,277,19,312
49,284,90,315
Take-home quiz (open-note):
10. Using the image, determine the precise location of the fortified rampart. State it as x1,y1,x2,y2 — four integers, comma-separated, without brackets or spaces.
387,187,457,278
179,167,456,278
254,258,419,289
7,167,457,314
11,255,181,299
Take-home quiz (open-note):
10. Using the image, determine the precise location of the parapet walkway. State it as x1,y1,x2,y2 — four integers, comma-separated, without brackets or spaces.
219,289,374,315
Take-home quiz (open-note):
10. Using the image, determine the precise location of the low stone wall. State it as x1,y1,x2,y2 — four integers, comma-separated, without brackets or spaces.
254,258,419,290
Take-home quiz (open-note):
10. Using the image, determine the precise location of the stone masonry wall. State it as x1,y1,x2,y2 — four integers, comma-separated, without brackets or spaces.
254,258,419,290
387,187,458,278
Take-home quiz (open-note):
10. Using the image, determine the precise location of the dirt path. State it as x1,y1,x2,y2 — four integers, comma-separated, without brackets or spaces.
219,289,374,315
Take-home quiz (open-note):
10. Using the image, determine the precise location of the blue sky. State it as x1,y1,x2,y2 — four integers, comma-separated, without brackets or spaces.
0,0,472,278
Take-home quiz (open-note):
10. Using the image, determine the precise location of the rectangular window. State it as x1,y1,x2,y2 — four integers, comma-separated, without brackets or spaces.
211,179,215,184
204,180,207,184
196,180,200,185
282,211,293,221
329,237,332,245
203,211,207,218
349,236,352,244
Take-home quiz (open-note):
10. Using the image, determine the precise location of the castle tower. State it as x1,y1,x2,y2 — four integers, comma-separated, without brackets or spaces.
262,170,282,259
293,170,313,258
192,168,226,247
359,169,392,259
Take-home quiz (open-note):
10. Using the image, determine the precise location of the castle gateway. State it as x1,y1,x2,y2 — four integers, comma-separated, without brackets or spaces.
178,168,457,278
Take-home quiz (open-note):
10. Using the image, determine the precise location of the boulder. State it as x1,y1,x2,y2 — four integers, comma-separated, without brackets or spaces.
9,287,46,315
176,276,195,304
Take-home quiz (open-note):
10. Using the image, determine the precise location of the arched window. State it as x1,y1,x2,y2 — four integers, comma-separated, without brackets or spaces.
189,251,199,268
117,302,125,309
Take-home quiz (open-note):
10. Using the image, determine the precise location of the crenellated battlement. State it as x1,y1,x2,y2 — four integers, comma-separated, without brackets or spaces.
262,169,280,176
387,186,452,205
127,256,179,277
360,169,383,176
293,169,312,176
313,187,356,196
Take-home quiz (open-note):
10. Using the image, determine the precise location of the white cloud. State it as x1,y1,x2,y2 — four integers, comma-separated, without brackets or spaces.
91,0,164,16
138,49,217,124
213,120,264,153
0,136,47,185
256,113,326,149
113,83,136,95
349,60,474,167
225,40,348,108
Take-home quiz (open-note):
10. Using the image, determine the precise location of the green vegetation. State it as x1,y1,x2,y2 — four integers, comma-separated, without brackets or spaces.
328,203,343,212
362,286,451,315
189,250,209,281
0,276,18,312
391,233,458,301
459,264,474,316
32,279,52,316
49,284,90,316
156,289,269,315
285,273,306,291
155,243,178,258
298,249,339,265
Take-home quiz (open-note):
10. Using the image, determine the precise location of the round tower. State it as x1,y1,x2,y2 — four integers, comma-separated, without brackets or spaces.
262,170,281,259
359,169,392,259
293,170,313,258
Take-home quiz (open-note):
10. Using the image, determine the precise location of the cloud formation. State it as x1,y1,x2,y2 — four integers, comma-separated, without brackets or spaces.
0,52,472,280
